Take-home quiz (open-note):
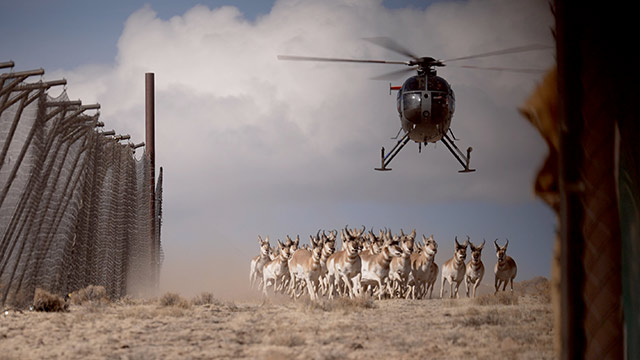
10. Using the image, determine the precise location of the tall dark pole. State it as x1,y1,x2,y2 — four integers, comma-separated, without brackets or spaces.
145,72,157,289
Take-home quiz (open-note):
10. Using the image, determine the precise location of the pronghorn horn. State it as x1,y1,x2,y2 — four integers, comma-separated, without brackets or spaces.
455,236,460,247
257,235,263,243
505,238,509,249
494,238,500,250
410,229,416,238
480,238,486,249
400,228,406,236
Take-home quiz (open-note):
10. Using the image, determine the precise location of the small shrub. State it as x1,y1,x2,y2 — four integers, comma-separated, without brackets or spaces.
70,285,109,305
191,292,218,306
159,292,191,309
33,288,68,312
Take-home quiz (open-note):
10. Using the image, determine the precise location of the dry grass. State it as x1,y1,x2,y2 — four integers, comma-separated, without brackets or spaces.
191,292,219,306
0,291,554,359
70,285,109,305
32,288,68,312
475,291,520,306
296,295,376,313
158,292,191,309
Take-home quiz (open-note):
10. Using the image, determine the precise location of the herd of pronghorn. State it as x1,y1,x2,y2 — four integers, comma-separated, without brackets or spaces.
250,226,517,301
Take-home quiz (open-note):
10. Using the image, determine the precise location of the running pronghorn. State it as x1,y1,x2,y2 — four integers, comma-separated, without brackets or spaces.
494,239,517,293
360,233,404,300
288,245,323,300
249,236,271,290
465,239,486,298
288,235,336,300
410,234,438,299
440,236,468,299
326,234,362,299
389,229,416,298
262,240,292,296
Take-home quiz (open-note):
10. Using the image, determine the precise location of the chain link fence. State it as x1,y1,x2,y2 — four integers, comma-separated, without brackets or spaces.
0,63,162,307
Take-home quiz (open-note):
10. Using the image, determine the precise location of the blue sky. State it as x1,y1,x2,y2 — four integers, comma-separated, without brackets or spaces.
1,0,556,297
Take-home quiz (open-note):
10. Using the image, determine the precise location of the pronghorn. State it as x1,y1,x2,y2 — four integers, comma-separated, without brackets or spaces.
410,234,438,299
360,234,404,300
440,236,468,299
262,240,292,296
249,236,271,289
494,239,517,293
288,245,323,300
465,239,486,298
326,235,362,299
389,229,416,298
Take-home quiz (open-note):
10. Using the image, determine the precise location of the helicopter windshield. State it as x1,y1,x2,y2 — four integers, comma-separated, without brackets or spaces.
402,92,422,123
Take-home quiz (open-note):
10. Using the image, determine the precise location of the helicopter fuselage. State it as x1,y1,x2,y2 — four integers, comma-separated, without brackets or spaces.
396,73,455,143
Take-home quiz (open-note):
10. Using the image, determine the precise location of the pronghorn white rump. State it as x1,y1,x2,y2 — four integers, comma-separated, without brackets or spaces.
494,239,517,293
440,236,468,299
465,239,485,298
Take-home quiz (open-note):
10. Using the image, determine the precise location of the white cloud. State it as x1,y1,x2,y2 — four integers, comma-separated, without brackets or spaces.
55,0,555,294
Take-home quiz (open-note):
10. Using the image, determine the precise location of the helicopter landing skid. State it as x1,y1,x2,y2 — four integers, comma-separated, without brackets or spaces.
375,133,411,171
441,133,476,173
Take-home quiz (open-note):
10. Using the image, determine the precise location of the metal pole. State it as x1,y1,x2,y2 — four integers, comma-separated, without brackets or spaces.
145,72,157,289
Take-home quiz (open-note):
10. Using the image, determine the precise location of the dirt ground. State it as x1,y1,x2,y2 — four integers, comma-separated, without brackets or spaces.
0,285,553,360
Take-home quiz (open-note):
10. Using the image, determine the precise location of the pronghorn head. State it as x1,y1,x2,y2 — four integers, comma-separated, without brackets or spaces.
422,234,437,256
454,236,468,262
327,229,338,242
400,235,414,255
469,239,485,263
280,244,292,260
345,238,361,255
322,238,336,255
258,235,270,256
312,245,322,261
384,236,404,257
494,238,509,263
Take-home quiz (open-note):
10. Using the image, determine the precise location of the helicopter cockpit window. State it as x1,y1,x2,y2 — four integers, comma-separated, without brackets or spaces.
403,92,422,124
428,76,449,92
402,76,425,91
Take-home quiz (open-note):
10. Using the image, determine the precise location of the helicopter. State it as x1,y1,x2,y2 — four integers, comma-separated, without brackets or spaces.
278,37,549,172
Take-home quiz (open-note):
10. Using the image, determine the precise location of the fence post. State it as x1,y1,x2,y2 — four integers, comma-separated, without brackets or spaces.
145,72,157,290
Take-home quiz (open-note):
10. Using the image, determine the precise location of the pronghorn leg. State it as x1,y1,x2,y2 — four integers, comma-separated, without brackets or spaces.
450,281,455,299
502,279,508,291
305,278,316,301
510,278,514,292
494,277,500,294
342,275,354,299
440,277,446,298
473,279,480,298
465,278,470,298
